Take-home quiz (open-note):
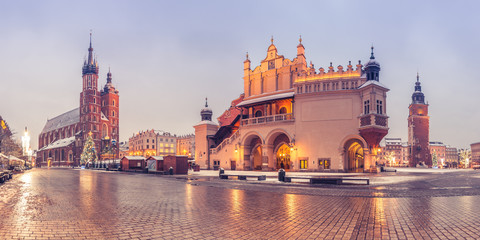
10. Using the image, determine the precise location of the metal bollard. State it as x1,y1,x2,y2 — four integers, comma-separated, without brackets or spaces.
169,167,174,175
278,168,285,182
219,168,225,178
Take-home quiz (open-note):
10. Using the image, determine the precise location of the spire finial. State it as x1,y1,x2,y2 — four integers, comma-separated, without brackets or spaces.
271,36,274,44
370,45,375,59
205,97,208,107
299,35,302,43
89,30,92,48
417,72,419,82
246,52,249,60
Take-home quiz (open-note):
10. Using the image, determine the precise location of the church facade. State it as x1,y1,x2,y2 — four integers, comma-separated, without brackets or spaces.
37,35,119,167
195,37,389,172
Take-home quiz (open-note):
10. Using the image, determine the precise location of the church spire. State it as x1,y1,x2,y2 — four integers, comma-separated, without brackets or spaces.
88,32,94,65
83,32,99,75
412,73,425,104
107,67,112,83
370,45,375,59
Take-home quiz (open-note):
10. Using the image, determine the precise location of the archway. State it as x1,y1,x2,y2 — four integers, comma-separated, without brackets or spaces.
276,143,291,169
241,133,263,171
269,132,291,170
345,139,365,173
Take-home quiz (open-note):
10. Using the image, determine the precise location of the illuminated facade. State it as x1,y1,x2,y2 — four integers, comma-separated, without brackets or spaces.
471,142,480,167
407,74,431,167
128,129,177,157
176,134,195,158
429,142,446,167
37,35,120,166
195,38,389,172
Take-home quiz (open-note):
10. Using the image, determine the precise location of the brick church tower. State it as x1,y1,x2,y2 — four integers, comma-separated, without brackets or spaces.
408,74,431,167
79,34,119,159
100,69,120,156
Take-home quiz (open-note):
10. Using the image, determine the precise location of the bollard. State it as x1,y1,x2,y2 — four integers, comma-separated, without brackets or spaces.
219,168,225,178
278,168,285,182
169,167,174,175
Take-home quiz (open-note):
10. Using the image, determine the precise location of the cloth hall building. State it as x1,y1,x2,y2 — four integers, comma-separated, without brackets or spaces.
36,36,120,167
195,38,389,172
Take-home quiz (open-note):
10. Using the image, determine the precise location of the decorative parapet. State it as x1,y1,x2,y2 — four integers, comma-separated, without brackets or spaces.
240,113,294,126
359,114,388,128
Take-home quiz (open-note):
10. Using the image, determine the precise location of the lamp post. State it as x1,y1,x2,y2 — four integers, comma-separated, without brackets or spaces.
112,139,117,168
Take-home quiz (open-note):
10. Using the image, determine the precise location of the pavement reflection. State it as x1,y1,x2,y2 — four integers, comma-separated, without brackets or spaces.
1,168,480,239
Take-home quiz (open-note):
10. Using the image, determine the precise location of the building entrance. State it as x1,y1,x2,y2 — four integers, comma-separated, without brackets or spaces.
346,140,364,173
276,143,291,170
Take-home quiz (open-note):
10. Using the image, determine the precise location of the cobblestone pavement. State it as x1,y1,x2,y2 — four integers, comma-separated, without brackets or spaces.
1,169,480,239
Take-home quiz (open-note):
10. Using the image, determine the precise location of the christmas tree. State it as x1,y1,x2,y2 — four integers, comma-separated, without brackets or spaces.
80,132,98,165
432,151,438,168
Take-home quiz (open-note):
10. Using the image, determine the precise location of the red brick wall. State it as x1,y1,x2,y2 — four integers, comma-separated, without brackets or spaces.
408,104,431,167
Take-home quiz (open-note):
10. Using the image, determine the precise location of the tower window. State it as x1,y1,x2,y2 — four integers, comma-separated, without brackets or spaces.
364,100,370,114
113,100,115,106
113,110,115,117
376,100,383,114
93,98,96,104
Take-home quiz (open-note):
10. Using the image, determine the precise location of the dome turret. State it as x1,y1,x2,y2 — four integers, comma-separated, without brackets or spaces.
201,98,213,121
411,73,425,104
364,46,381,81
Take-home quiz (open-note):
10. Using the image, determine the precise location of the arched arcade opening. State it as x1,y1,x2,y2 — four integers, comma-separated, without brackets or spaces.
344,139,365,173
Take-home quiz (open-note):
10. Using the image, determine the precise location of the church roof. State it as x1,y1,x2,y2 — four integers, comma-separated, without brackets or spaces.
38,136,75,151
101,111,109,121
41,108,79,134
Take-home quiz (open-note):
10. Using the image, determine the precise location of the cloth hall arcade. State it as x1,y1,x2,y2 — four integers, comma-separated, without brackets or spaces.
195,37,389,172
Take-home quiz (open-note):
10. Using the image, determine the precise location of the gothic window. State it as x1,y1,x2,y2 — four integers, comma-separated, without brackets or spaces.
88,80,91,87
113,110,116,117
93,116,96,122
113,100,115,106
255,110,263,117
93,98,96,104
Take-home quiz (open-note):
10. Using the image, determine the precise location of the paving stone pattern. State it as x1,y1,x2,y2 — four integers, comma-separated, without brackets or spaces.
1,169,480,239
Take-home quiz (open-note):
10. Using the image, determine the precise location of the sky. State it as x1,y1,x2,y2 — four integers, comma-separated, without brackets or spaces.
1,0,479,150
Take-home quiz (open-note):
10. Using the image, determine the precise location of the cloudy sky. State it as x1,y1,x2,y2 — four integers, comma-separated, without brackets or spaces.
1,0,479,150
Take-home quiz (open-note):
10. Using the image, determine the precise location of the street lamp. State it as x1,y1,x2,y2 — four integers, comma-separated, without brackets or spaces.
112,139,117,168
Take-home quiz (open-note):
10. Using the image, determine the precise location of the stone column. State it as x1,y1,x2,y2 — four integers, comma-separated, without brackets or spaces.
263,144,274,170
243,145,251,170
364,148,372,172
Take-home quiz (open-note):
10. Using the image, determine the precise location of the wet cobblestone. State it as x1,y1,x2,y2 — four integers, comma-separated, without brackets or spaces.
1,168,480,239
